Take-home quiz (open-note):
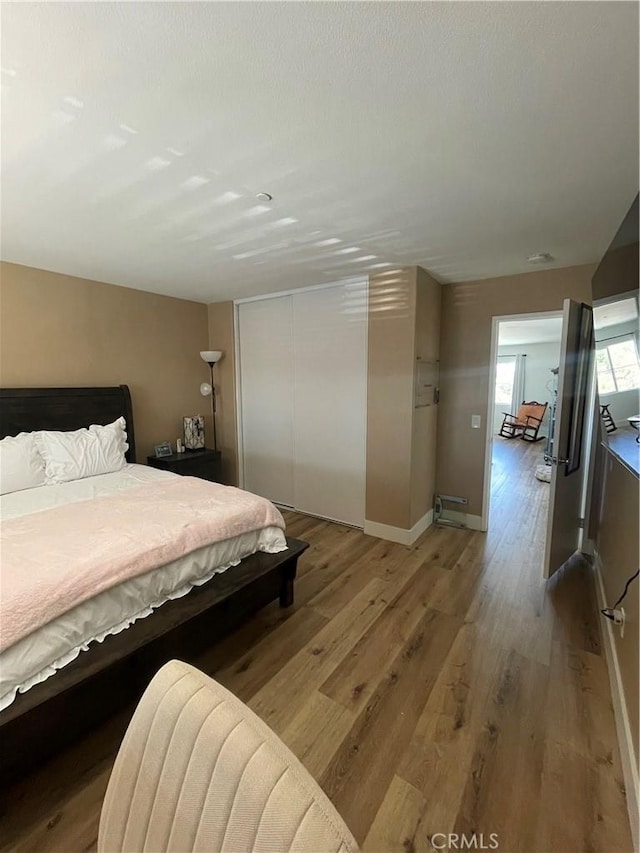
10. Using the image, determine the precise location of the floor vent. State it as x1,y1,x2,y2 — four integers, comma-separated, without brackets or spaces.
434,494,468,529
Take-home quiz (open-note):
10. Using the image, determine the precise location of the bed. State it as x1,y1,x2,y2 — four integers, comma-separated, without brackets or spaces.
0,386,308,782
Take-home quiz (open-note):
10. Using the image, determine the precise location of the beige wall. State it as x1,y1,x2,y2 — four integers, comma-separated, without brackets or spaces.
365,269,416,528
207,301,238,485
0,262,209,461
595,448,639,770
366,266,441,530
410,267,441,527
436,263,595,517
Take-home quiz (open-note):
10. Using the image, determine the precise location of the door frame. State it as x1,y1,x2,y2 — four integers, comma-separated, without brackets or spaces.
233,275,368,492
482,309,564,531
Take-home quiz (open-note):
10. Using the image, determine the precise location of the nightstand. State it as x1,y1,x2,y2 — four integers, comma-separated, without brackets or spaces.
147,448,223,483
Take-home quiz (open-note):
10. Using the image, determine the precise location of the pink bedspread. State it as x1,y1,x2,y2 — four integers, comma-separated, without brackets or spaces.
0,478,285,652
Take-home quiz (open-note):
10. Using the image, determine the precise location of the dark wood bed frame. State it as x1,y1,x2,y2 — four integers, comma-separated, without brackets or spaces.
0,386,308,782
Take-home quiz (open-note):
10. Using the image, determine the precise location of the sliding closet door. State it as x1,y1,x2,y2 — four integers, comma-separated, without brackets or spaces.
292,283,368,526
238,296,294,506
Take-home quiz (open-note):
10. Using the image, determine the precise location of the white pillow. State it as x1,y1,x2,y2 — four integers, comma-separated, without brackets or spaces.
36,417,129,484
0,432,47,495
89,417,129,456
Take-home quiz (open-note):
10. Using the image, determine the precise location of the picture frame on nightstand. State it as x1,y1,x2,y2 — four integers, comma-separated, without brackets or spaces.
153,441,173,458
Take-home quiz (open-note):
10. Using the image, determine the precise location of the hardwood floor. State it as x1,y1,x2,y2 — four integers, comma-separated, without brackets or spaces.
0,438,632,852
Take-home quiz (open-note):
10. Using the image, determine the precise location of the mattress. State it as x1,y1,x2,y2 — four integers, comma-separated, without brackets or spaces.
0,464,287,711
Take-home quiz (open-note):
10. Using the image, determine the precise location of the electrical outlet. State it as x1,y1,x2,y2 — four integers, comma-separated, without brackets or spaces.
612,607,626,638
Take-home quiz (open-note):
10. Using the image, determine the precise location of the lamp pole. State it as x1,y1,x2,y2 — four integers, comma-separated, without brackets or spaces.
200,351,223,453
207,361,217,451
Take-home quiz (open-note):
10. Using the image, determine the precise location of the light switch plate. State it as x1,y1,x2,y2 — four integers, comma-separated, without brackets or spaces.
471,414,481,429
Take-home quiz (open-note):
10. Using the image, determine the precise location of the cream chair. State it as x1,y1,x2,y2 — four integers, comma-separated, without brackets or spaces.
98,660,359,853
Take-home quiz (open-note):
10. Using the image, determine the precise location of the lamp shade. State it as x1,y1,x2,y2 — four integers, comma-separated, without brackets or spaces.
200,350,223,365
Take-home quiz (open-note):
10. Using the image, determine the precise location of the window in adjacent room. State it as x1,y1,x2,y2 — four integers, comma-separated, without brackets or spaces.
495,356,517,405
596,335,640,394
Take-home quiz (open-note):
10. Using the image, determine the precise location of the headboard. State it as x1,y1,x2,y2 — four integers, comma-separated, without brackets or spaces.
0,385,136,463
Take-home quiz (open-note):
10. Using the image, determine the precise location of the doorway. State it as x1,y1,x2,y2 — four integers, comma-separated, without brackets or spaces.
485,311,563,561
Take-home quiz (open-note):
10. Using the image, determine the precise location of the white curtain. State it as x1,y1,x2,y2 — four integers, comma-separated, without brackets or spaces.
513,354,526,407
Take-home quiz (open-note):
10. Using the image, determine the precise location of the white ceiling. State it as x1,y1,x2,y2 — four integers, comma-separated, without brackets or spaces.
1,2,638,303
594,296,639,330
498,317,563,346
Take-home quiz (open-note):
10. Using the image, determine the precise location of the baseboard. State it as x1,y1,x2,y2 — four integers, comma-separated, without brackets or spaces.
364,509,433,546
274,505,362,530
581,536,595,557
593,550,639,851
436,509,485,531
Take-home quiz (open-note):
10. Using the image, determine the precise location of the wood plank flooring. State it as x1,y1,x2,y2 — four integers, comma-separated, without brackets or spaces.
0,439,633,852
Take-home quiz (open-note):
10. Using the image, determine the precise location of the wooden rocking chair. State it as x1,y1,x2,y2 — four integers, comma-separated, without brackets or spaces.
499,401,548,442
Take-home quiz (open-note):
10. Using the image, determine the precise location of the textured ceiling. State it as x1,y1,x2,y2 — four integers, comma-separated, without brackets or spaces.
1,2,638,302
498,317,563,346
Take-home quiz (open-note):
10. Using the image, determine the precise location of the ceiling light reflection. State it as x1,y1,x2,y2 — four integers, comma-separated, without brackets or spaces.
52,110,76,125
245,205,270,217
215,191,241,204
101,135,127,150
145,156,171,170
181,175,210,190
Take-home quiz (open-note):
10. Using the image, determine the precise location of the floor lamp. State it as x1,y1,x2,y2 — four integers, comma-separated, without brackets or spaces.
200,350,223,451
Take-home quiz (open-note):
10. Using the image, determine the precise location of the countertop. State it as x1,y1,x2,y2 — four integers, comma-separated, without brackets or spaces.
603,426,640,478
